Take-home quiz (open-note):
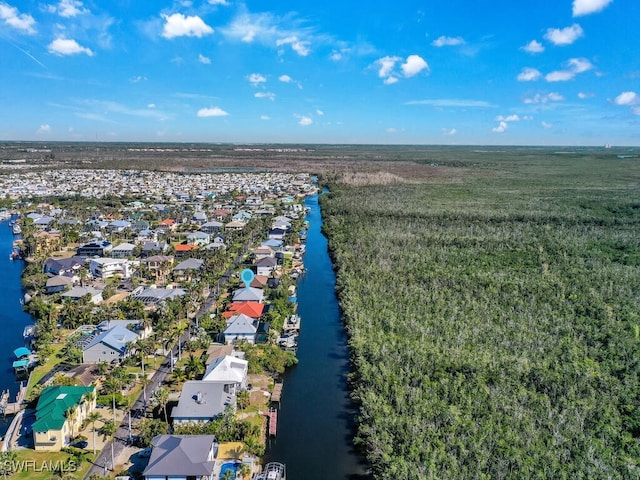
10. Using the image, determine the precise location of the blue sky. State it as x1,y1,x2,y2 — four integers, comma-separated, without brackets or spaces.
1,0,639,145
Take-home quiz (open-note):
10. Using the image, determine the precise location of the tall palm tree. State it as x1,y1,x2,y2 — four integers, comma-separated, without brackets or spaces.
153,387,170,425
86,411,102,455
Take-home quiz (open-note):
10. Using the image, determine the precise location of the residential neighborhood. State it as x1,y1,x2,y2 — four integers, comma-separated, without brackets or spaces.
0,169,314,479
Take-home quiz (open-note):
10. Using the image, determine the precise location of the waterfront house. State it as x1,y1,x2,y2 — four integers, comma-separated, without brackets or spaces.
142,435,217,479
231,287,264,303
32,385,96,451
171,382,235,425
61,286,103,304
45,275,74,294
268,227,287,241
222,302,265,319
252,246,275,261
82,325,138,363
222,314,258,344
256,256,277,277
43,256,85,277
202,355,248,394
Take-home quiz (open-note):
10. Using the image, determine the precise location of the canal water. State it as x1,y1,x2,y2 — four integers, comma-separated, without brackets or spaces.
265,193,370,479
0,219,32,430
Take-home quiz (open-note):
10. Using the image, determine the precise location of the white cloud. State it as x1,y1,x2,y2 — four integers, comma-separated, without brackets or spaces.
577,92,594,99
541,121,553,128
492,121,508,133
208,0,229,4
330,50,342,61
0,2,36,34
442,128,457,136
568,57,593,73
37,124,51,134
401,55,429,77
545,58,593,82
296,115,312,126
130,75,147,83
247,73,266,86
375,55,428,83
521,40,544,54
276,36,310,56
544,24,583,46
197,106,228,117
198,53,211,64
278,74,292,83
48,0,88,17
431,35,465,47
316,109,324,116
517,68,542,82
48,37,93,56
260,115,270,120
614,91,638,105
255,92,275,101
523,92,565,104
495,114,520,122
161,13,213,39
147,103,156,108
573,0,613,16
545,70,575,82
376,56,400,79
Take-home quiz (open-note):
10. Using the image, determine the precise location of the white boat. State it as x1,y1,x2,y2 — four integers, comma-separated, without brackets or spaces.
12,223,21,235
255,462,286,480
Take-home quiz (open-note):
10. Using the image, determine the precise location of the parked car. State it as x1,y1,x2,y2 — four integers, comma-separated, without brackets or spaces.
72,440,88,449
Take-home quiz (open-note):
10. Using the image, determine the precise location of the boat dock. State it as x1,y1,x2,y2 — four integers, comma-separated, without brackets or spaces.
267,408,278,437
0,383,26,416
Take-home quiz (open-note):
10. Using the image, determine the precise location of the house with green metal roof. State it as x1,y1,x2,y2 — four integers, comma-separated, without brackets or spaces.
32,385,95,451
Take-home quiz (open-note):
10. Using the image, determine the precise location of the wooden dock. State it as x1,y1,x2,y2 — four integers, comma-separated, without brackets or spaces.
267,408,278,437
0,383,25,416
271,383,283,403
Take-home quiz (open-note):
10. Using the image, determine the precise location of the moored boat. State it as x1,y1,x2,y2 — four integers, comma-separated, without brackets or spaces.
254,462,286,480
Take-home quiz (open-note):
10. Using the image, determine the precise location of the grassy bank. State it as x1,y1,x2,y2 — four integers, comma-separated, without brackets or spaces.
321,150,640,479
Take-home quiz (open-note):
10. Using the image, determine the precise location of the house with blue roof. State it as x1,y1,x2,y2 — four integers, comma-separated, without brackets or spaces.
82,325,138,364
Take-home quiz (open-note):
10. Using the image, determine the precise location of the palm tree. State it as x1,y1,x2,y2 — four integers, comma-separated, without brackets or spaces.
184,353,204,379
86,411,102,455
102,377,122,424
66,407,78,441
221,469,235,480
152,387,170,425
237,463,251,480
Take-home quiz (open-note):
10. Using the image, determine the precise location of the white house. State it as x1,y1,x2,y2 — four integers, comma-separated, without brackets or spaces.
89,257,135,280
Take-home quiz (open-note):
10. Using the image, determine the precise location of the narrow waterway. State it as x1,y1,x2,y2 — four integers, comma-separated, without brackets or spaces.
265,193,370,479
0,220,33,396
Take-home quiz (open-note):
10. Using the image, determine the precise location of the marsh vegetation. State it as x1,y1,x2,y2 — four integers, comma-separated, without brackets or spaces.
322,151,640,479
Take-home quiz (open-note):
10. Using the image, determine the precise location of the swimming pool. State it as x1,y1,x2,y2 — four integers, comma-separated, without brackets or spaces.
219,462,238,479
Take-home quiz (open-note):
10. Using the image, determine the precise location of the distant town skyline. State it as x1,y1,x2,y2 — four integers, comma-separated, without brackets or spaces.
1,0,639,146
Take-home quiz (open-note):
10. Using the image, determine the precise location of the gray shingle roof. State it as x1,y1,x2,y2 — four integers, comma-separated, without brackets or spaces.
171,382,232,421
143,435,217,477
